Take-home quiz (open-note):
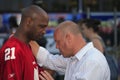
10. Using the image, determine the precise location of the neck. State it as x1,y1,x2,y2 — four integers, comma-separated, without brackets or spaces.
88,33,99,40
72,35,86,56
14,29,30,44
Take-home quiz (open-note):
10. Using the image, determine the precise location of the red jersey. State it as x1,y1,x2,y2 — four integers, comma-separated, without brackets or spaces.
0,37,44,80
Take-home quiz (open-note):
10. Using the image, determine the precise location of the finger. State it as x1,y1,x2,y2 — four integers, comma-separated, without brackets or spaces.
44,71,54,80
39,74,46,80
40,71,50,80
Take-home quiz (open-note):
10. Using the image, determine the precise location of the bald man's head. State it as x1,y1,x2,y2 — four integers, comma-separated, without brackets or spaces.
21,5,48,21
15,5,49,42
54,21,86,57
56,21,81,35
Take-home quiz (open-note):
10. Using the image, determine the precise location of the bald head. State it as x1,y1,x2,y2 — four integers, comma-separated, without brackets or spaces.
56,21,81,35
54,21,86,57
21,5,48,21
15,5,49,43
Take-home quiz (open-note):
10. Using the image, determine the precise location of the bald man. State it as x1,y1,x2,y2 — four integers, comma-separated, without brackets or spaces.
0,5,48,80
30,21,110,80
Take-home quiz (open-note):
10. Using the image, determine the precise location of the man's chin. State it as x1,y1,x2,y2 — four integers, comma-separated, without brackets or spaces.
62,54,69,58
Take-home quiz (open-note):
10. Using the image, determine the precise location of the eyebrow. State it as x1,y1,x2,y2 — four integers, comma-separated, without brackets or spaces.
39,24,47,28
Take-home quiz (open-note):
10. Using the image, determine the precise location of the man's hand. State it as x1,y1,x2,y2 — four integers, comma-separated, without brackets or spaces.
29,41,40,57
39,71,54,80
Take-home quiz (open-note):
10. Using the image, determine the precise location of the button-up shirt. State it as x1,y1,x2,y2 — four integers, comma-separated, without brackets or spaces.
36,42,110,80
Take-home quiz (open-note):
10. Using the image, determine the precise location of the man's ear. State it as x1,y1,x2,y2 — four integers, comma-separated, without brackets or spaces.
65,33,72,43
26,17,33,26
65,33,70,40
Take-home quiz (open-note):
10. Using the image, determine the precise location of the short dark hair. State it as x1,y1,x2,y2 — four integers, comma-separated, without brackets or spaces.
9,16,18,28
81,19,101,33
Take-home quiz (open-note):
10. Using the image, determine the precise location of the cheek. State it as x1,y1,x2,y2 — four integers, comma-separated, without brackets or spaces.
59,43,65,51
82,29,88,36
62,43,68,52
39,28,46,35
83,28,87,32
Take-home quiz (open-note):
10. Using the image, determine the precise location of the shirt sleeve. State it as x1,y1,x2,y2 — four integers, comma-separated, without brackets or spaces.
2,47,23,80
36,47,67,74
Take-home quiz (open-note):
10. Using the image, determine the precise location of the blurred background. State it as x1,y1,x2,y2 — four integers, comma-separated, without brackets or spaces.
0,0,120,80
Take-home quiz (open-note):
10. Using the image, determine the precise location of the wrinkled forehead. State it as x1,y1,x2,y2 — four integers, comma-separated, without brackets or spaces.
54,29,62,39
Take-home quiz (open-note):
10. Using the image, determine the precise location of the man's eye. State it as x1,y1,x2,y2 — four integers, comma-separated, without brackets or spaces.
39,25,47,28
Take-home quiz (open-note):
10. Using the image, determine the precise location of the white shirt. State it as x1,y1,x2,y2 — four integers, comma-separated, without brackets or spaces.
36,42,110,80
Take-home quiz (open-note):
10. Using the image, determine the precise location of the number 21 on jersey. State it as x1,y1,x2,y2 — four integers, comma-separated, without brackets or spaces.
5,47,16,61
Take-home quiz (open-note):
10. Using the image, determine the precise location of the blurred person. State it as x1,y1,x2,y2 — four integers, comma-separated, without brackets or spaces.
117,23,120,46
0,15,3,28
79,19,118,80
0,5,49,80
8,16,19,34
79,19,104,53
3,16,19,44
57,17,65,24
30,21,110,80
0,15,9,33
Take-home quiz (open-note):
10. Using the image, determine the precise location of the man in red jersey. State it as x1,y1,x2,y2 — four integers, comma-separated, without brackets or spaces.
0,5,49,80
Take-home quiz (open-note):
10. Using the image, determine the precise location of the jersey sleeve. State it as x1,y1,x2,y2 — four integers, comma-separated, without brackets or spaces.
1,45,24,80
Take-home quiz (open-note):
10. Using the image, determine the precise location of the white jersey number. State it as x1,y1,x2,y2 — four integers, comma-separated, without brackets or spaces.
5,47,16,61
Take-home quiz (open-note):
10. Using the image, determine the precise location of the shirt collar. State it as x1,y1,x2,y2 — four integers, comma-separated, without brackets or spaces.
73,42,94,61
